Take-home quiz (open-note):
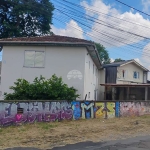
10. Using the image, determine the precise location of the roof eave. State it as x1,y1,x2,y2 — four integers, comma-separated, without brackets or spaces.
120,60,149,72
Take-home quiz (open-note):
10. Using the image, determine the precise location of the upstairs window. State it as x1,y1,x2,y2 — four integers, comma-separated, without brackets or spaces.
24,50,45,67
122,70,126,78
133,71,139,79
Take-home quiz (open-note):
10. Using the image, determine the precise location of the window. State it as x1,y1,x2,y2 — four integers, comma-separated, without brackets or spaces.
133,71,139,79
122,70,126,78
24,50,45,67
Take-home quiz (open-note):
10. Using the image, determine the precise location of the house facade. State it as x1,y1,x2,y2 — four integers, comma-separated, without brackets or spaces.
100,60,149,100
0,35,101,100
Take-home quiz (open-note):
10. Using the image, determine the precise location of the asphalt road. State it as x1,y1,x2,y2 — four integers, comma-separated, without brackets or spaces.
4,135,150,150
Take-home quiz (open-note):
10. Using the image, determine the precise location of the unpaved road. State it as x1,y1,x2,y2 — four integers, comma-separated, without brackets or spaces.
5,135,150,150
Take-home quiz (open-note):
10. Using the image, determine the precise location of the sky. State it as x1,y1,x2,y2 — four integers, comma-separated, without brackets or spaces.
51,0,150,71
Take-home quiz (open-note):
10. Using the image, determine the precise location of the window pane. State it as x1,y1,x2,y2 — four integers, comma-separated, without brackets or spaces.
133,72,137,78
34,51,44,67
24,51,35,67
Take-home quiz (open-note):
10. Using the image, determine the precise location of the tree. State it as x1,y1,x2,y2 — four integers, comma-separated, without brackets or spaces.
4,74,80,101
0,0,54,38
95,43,110,64
114,58,124,62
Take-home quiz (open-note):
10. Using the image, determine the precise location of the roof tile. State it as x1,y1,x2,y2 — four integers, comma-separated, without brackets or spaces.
0,35,92,44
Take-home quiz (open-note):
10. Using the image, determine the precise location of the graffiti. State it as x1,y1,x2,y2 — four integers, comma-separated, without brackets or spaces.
115,102,120,117
81,102,94,119
95,103,105,118
0,101,150,127
72,102,81,120
107,103,115,118
120,102,150,117
0,102,73,126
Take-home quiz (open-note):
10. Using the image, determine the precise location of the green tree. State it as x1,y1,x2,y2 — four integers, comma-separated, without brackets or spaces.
95,43,110,64
0,0,54,38
4,74,80,101
114,58,124,62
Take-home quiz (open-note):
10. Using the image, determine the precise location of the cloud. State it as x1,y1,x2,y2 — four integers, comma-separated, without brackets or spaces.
81,0,150,47
52,20,84,39
142,0,150,14
110,58,114,63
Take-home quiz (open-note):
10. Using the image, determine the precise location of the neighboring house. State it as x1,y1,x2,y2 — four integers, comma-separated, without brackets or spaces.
100,60,149,100
0,35,101,100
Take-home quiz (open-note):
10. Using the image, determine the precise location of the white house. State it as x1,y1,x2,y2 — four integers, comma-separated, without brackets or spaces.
100,60,149,100
0,35,101,100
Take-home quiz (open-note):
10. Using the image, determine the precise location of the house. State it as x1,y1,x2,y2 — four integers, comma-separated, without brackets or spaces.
0,35,101,100
100,59,149,100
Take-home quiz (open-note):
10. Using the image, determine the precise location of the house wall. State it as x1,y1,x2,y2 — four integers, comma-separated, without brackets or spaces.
83,52,99,100
99,69,105,100
117,62,145,84
1,45,92,100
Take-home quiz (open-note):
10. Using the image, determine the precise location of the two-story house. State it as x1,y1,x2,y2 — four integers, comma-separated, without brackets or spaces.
100,60,150,100
0,35,101,100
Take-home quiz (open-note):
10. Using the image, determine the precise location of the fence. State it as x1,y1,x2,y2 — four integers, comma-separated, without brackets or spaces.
0,100,150,127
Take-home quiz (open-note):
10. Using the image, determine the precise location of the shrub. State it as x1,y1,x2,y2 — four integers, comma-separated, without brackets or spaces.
4,74,80,101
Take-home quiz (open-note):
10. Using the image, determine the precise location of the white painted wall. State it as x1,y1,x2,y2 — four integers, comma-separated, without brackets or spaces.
83,52,99,100
117,62,146,84
1,45,99,100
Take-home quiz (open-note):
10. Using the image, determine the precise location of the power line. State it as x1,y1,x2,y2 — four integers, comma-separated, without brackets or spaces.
55,8,150,56
54,0,150,44
53,13,150,60
60,0,150,30
53,1,150,55
115,0,150,17
55,5,149,49
53,16,150,64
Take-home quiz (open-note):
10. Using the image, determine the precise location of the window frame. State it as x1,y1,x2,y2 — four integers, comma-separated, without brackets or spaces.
24,50,45,68
133,71,140,79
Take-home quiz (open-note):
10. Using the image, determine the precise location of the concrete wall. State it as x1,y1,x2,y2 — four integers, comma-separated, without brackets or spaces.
0,100,150,127
117,62,145,83
1,46,93,100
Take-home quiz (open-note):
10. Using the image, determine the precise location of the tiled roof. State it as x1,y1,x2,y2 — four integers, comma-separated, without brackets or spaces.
0,35,92,44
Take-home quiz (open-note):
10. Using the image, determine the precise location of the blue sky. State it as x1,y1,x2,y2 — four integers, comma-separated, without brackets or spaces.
51,0,150,67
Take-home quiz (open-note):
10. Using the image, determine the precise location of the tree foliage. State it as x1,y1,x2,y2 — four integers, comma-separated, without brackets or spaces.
4,74,80,101
114,58,124,62
0,0,54,38
95,43,110,64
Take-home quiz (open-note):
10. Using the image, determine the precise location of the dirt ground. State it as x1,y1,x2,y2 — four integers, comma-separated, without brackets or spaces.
1,116,150,150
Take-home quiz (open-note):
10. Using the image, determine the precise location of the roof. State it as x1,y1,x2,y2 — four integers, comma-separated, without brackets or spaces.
100,83,150,87
103,60,132,67
0,35,102,69
102,59,149,71
0,35,92,44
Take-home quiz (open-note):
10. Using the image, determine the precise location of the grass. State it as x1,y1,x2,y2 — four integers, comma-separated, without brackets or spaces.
0,116,150,149
39,122,58,130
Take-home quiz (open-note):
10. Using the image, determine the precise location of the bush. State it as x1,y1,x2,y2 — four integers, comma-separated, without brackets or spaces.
4,74,80,101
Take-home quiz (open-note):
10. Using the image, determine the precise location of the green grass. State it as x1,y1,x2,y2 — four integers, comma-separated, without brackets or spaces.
38,123,58,130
